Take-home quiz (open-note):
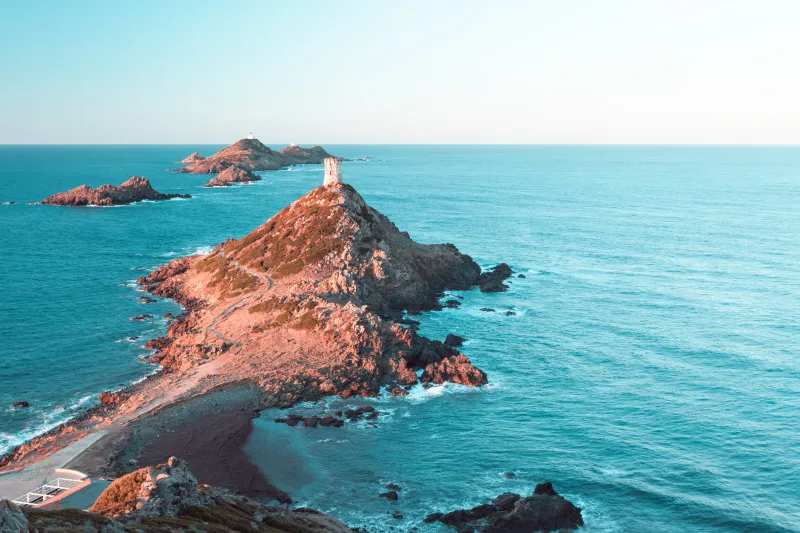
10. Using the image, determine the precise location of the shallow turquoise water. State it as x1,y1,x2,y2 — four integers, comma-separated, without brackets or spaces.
2,146,799,532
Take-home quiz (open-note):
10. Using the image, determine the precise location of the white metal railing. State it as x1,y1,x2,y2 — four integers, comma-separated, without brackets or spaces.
12,477,83,506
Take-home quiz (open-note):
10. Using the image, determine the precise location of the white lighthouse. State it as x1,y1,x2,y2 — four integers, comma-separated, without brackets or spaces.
247,132,254,140
323,158,342,186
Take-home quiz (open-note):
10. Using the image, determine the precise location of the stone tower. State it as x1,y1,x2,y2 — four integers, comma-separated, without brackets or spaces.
323,157,342,185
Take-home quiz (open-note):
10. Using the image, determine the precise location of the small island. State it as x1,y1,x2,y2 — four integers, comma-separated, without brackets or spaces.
178,138,340,174
42,176,191,206
204,166,262,188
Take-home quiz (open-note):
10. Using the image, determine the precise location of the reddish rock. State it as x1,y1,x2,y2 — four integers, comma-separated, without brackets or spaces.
179,152,205,164
421,355,487,387
42,176,191,206
98,391,124,405
204,166,262,188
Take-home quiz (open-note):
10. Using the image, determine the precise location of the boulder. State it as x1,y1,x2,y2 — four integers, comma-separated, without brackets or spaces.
444,334,466,347
11,401,29,408
0,500,27,532
90,457,210,518
421,355,487,387
204,166,262,188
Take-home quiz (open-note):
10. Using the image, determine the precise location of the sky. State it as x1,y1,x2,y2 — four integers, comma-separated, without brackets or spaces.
1,0,800,144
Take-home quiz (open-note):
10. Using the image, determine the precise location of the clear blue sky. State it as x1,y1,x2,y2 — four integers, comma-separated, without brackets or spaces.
2,0,799,144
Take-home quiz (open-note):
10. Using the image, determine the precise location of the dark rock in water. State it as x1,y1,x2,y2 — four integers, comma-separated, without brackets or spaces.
493,492,521,511
477,263,513,293
42,176,191,206
444,299,462,308
427,482,583,533
396,317,420,328
380,490,399,502
11,401,29,408
1,201,17,205
392,509,404,519
444,333,466,347
303,416,319,428
130,314,153,321
138,296,157,304
504,472,516,479
517,274,526,278
385,483,402,492
164,312,175,319
480,308,496,313
504,311,516,316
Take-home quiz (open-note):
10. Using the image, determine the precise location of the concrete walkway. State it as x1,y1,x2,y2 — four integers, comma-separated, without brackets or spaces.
0,431,106,500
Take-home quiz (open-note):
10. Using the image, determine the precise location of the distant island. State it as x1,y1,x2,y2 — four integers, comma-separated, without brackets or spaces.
204,166,262,188
42,176,190,206
177,138,341,174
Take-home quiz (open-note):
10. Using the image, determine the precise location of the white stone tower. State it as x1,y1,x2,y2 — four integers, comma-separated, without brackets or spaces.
323,157,342,185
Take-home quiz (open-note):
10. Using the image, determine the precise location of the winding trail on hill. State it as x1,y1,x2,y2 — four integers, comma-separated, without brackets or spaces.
205,250,273,347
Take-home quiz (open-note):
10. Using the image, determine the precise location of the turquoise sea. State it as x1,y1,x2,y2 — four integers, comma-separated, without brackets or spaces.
1,145,799,532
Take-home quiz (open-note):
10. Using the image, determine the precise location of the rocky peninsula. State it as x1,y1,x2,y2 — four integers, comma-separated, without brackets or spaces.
178,138,338,174
204,166,262,187
0,180,540,531
41,177,190,206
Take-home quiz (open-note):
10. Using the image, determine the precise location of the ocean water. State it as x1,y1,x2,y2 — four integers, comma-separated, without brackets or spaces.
2,145,799,532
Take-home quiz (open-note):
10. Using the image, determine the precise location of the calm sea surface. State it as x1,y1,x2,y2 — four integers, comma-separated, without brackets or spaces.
1,145,798,532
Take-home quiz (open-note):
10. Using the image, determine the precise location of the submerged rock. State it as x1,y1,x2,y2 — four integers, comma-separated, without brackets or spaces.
42,176,191,206
11,401,29,408
426,482,583,533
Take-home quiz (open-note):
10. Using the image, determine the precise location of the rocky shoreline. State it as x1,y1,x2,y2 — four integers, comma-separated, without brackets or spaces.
177,139,340,174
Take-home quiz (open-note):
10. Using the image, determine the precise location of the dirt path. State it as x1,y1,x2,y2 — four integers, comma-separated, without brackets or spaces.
205,250,273,346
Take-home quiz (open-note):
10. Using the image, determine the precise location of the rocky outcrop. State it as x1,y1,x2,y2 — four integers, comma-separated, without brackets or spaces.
205,166,262,188
425,482,584,533
42,177,191,206
91,456,209,518
178,138,339,174
421,354,488,387
10,401,29,408
179,152,205,164
0,500,27,532
22,459,352,533
477,263,513,292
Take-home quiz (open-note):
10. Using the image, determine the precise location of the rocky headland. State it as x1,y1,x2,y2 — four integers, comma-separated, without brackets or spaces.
178,138,339,174
204,166,262,188
0,180,522,529
41,177,190,206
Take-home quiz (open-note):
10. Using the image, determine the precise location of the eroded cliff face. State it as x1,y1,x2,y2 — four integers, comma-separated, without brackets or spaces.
139,183,493,407
41,177,191,206
178,139,336,174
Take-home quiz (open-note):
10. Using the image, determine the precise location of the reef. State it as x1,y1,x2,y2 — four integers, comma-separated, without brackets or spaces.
41,177,190,206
